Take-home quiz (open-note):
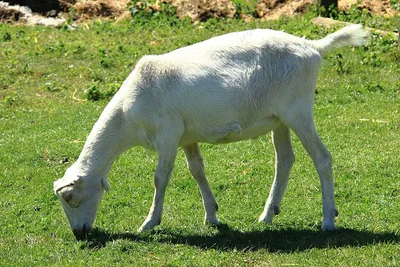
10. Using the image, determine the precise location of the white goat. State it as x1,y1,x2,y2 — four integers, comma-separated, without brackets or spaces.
54,25,368,237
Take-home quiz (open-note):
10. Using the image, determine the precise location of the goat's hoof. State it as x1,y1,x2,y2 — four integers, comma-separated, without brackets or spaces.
204,216,219,226
321,220,336,231
138,218,161,233
258,214,273,224
137,227,147,233
321,225,336,231
321,209,338,231
258,207,279,223
259,204,280,223
137,225,156,233
258,218,273,224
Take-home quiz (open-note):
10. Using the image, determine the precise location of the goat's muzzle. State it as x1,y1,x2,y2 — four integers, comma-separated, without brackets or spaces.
72,223,92,240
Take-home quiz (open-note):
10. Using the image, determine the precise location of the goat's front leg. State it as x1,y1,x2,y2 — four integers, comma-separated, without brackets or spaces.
259,123,294,224
183,143,219,225
138,141,178,232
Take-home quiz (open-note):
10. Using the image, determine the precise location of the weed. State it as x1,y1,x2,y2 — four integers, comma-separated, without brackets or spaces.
3,91,21,105
85,81,119,101
366,83,385,93
85,82,102,101
67,7,79,21
128,0,179,26
232,0,258,18
317,3,339,19
45,41,66,54
361,32,398,67
337,4,398,30
334,53,348,74
2,32,11,41
22,63,32,74
100,58,113,68
390,0,400,11
44,82,60,92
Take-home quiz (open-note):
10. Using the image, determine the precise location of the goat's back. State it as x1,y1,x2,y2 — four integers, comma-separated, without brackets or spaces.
119,29,323,146
132,28,321,109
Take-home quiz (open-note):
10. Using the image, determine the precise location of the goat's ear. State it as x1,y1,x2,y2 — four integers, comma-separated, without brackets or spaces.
53,176,82,193
102,177,110,192
54,179,70,193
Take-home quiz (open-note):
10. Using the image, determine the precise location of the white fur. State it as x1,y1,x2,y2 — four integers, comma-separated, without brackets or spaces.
54,25,368,236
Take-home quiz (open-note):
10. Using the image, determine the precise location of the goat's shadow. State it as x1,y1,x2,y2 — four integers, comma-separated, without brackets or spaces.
84,224,400,253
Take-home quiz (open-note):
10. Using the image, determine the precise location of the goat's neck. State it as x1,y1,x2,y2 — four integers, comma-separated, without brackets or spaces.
76,106,130,178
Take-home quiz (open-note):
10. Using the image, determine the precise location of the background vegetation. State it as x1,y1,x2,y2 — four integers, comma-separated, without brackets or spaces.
0,3,399,265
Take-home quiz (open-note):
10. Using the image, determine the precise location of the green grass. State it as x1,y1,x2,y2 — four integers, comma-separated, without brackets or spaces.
1,8,399,266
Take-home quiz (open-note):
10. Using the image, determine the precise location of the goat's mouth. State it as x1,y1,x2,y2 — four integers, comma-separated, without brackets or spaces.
72,223,92,240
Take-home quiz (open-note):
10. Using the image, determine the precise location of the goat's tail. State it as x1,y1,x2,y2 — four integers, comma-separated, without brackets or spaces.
306,24,369,56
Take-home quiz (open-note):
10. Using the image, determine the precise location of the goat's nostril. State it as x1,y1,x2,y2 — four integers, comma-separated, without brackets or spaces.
72,225,89,240
83,223,92,234
83,223,88,235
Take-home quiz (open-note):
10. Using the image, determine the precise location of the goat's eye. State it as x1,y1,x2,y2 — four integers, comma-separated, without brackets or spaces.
64,194,72,202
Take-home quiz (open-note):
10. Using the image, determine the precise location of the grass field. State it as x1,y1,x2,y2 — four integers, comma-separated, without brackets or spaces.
1,5,399,266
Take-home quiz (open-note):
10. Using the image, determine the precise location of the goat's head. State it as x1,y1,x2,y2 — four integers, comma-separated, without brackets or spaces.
53,165,110,238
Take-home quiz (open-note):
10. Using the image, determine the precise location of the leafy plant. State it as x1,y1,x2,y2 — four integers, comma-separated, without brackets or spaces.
334,53,348,74
317,3,339,19
390,0,400,11
366,83,385,93
337,3,397,31
3,91,21,105
2,32,11,41
128,0,178,25
85,82,120,101
45,82,60,92
361,32,398,67
232,0,258,18
85,83,102,101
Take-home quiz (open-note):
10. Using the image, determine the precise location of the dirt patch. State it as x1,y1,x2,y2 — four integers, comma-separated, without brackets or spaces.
0,0,398,24
256,0,398,20
74,0,129,19
59,0,76,11
75,0,399,21
170,0,235,22
0,5,23,22
339,0,397,16
257,0,313,20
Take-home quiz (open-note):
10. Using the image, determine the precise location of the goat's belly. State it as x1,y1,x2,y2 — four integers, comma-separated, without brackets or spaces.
214,117,280,143
180,117,280,146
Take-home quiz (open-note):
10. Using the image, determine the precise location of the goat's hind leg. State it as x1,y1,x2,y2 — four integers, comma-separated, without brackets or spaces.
259,123,295,224
284,107,338,231
183,143,219,225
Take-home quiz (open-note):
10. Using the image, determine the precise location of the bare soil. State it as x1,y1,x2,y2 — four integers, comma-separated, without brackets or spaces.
257,0,398,20
0,0,398,24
